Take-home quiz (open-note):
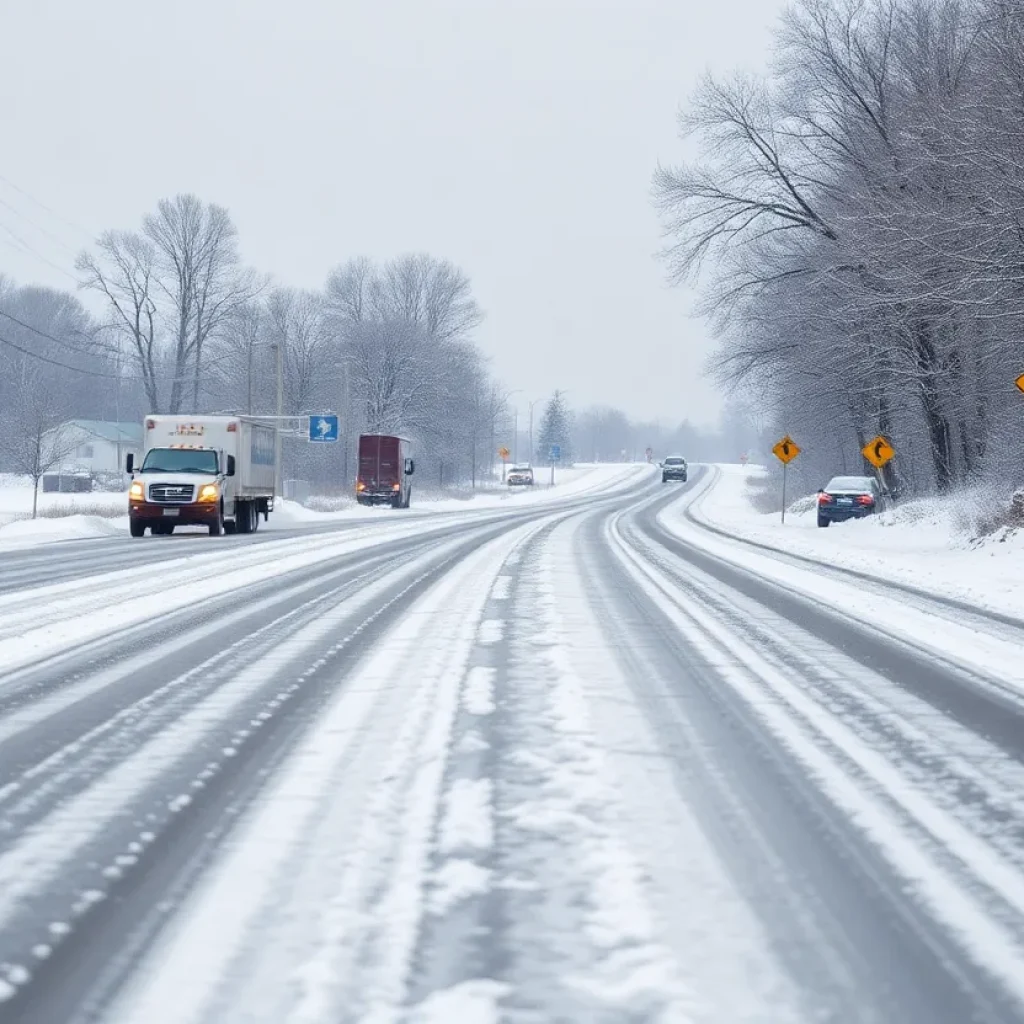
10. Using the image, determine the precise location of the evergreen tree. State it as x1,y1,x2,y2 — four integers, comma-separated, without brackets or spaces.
536,390,573,465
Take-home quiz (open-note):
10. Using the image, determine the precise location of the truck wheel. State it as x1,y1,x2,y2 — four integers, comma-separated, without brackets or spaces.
209,505,224,536
130,520,146,538
236,502,249,534
224,518,237,535
252,504,260,532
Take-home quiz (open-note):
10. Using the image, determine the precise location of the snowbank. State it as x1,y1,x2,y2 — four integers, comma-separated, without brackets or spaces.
0,477,131,550
0,515,128,549
669,464,1024,618
0,481,127,522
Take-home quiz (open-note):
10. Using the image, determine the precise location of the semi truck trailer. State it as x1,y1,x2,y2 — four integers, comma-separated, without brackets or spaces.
355,434,415,508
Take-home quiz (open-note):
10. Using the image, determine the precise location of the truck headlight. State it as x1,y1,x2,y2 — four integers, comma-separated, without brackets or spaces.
129,481,144,500
197,484,219,503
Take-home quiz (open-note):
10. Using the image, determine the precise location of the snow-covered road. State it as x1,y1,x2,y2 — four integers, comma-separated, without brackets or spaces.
3,464,1024,1023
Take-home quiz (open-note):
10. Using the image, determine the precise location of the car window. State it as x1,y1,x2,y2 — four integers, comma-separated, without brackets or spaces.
827,476,873,490
665,457,685,465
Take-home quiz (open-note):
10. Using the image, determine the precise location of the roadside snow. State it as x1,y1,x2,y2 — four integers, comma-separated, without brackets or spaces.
677,464,1024,619
0,464,645,549
0,514,127,549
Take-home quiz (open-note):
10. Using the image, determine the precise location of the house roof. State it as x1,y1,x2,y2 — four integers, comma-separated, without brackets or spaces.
60,420,143,444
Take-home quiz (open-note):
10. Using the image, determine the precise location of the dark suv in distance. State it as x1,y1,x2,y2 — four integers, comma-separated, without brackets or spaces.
817,475,883,527
661,456,688,483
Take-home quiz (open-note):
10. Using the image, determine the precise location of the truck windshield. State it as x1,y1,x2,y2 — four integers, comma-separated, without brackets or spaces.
141,448,219,474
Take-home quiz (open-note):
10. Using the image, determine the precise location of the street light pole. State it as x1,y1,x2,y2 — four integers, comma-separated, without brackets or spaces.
500,388,522,464
273,342,284,498
528,398,542,465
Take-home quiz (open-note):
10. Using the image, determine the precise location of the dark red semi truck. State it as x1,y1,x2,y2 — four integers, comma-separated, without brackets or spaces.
356,434,415,508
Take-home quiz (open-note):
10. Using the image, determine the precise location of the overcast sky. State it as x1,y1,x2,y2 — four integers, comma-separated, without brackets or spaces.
2,0,784,427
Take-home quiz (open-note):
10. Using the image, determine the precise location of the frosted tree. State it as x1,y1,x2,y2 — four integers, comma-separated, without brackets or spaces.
536,390,573,465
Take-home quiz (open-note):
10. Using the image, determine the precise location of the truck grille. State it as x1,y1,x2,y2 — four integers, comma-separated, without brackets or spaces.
149,484,195,503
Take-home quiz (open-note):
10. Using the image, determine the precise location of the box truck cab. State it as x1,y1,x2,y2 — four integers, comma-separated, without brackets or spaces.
127,416,276,537
356,434,415,508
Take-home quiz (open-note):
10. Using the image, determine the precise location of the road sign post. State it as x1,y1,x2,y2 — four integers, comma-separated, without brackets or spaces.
861,434,895,503
861,435,894,469
550,443,561,486
498,445,510,482
308,415,340,443
771,435,801,524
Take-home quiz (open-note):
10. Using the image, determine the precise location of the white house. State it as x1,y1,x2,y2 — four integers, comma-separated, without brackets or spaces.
48,420,143,476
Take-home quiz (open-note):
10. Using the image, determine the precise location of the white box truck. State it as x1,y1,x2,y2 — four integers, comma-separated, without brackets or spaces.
126,416,276,537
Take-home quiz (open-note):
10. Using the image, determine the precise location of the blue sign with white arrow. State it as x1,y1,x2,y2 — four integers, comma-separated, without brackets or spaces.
550,443,561,461
309,415,339,442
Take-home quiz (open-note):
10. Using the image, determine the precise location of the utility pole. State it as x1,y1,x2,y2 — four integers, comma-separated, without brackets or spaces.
489,386,496,482
528,398,542,466
273,342,284,497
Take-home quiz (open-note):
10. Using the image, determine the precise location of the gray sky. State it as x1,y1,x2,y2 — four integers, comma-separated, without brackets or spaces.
2,0,783,427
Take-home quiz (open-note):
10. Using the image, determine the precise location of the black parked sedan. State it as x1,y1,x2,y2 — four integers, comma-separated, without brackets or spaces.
817,475,883,527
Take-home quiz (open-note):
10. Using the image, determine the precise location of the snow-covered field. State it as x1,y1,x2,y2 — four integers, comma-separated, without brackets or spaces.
669,464,1024,619
0,463,635,551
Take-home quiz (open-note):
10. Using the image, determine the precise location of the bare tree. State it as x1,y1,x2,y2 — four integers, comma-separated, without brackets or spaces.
0,383,80,517
142,194,255,413
77,231,161,411
265,287,330,414
654,0,1023,496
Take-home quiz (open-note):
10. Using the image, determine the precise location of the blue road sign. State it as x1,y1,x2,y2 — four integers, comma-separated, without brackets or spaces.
309,414,340,442
550,443,561,461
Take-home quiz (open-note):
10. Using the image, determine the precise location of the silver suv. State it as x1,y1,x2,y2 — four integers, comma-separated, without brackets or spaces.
661,456,688,483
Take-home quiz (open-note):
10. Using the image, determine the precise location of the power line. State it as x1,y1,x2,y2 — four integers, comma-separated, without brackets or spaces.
0,194,81,257
0,329,121,378
0,307,106,357
0,224,83,286
0,324,277,389
0,172,96,242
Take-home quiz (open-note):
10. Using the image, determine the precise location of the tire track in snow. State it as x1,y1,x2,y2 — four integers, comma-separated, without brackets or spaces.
0,529,495,1017
99,517,547,1024
619,513,1024,881
596,500,1024,1022
456,517,696,1024
0,550,411,838
400,526,537,1022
